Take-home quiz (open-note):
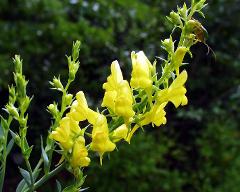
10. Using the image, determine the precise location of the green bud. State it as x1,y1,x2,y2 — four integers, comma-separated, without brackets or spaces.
14,73,27,98
65,94,73,106
47,103,59,116
8,85,16,104
13,55,22,74
68,56,80,81
51,77,64,90
20,96,32,114
162,37,175,54
72,40,81,62
6,104,19,119
19,116,28,128
169,11,182,26
178,3,188,20
195,0,207,10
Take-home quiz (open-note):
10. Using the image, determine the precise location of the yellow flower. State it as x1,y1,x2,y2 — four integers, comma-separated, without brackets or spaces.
172,46,188,76
102,61,134,120
111,124,128,142
157,70,188,108
126,102,167,143
50,117,81,150
70,136,90,168
130,51,153,89
114,81,135,119
90,114,116,164
67,91,89,122
141,102,167,126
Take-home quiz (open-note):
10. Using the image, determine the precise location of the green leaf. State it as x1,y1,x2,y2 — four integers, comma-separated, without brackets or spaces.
56,180,62,192
9,130,20,146
16,168,41,192
0,116,8,131
62,185,78,192
41,136,49,173
19,167,31,187
0,125,3,137
6,138,14,156
16,179,27,192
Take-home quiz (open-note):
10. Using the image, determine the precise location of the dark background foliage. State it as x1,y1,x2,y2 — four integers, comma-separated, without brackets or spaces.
0,0,239,191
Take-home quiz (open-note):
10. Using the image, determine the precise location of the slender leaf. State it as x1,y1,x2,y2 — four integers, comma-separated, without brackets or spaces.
0,125,4,138
6,138,14,156
16,179,27,192
19,167,31,187
0,116,8,131
41,136,49,173
56,180,62,192
62,185,78,192
16,168,41,192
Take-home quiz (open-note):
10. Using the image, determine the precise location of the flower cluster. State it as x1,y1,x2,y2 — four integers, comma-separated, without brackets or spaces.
48,0,209,174
0,2,208,191
50,50,188,169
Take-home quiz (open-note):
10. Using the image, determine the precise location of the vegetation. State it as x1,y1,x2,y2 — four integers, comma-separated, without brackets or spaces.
0,0,239,191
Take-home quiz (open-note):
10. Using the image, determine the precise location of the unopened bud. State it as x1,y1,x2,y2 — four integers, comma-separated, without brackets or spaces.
6,104,19,118
169,11,182,26
65,94,73,106
72,40,81,62
47,103,59,116
162,37,174,54
51,77,64,90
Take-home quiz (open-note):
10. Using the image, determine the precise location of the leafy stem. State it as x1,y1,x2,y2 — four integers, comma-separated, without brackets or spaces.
25,162,66,192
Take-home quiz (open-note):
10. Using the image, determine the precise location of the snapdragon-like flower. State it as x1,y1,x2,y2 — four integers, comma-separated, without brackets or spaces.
102,61,134,120
90,113,116,164
172,46,188,76
70,136,90,168
141,102,167,127
157,70,188,108
126,102,167,143
50,117,80,150
130,51,153,89
67,91,89,122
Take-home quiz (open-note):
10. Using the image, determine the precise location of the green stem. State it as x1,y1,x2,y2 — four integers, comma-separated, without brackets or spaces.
47,80,71,171
25,163,65,192
0,157,6,192
25,158,34,191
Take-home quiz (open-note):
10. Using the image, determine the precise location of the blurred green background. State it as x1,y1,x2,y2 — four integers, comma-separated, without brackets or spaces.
0,0,240,191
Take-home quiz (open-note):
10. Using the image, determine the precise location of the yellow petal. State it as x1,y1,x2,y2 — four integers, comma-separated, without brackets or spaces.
130,51,153,89
70,136,90,168
112,124,129,142
170,70,187,89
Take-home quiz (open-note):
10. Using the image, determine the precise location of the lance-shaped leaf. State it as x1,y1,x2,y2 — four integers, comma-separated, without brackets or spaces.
18,167,31,187
6,138,14,156
56,180,62,192
41,136,49,173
